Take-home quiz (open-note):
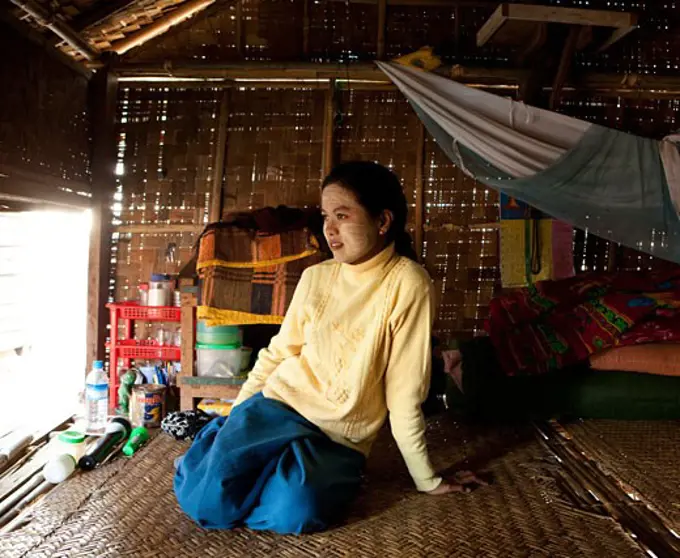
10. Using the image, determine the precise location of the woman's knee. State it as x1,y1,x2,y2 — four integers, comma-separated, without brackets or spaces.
249,483,329,535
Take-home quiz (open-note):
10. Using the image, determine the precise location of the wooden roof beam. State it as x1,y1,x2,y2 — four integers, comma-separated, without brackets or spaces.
109,0,216,55
8,0,99,61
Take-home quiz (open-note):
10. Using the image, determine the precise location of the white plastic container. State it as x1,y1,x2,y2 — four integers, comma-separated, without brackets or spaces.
148,274,173,307
196,344,243,378
52,431,87,462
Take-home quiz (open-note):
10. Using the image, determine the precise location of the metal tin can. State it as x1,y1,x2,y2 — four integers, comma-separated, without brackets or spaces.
130,385,166,428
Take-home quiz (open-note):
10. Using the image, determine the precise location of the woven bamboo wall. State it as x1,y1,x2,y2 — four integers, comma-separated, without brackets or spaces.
335,89,419,224
111,83,680,341
0,22,90,197
222,87,326,213
112,82,502,343
111,0,680,342
112,85,221,301
423,136,500,341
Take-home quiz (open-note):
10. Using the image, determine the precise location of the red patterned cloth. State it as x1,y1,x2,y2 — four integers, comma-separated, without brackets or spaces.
485,270,680,376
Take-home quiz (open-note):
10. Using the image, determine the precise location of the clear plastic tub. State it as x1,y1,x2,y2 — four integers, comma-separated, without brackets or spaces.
196,343,243,378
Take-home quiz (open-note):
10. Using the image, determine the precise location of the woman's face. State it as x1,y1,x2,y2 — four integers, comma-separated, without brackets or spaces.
321,183,386,265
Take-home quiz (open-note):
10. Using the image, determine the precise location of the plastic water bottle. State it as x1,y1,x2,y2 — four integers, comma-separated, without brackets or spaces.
85,361,109,433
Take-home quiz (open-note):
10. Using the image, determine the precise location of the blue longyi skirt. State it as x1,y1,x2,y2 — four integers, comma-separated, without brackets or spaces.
174,393,365,535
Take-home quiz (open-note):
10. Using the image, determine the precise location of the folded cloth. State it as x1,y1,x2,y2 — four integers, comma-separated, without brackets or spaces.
486,269,680,376
591,344,680,376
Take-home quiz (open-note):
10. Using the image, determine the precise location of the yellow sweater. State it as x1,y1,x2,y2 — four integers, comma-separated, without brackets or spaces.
233,244,442,492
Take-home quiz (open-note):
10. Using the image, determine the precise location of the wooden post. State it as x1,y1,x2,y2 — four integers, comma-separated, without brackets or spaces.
209,90,229,223
414,121,425,262
377,0,387,60
86,64,118,375
179,286,197,411
322,80,336,177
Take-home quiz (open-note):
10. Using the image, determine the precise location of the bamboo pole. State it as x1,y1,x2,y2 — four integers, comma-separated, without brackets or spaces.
9,0,99,61
114,223,204,234
112,61,680,100
209,90,230,223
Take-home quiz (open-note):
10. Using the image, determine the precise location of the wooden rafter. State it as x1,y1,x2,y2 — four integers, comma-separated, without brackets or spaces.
112,60,680,99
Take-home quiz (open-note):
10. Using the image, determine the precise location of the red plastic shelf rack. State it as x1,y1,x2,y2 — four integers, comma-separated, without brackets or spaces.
111,340,181,361
107,303,181,411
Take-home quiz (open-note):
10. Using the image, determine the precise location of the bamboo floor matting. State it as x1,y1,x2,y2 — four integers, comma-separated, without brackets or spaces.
562,419,680,534
0,417,646,558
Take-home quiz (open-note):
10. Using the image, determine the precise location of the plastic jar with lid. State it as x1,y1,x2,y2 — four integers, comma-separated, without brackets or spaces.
148,274,173,306
53,431,87,462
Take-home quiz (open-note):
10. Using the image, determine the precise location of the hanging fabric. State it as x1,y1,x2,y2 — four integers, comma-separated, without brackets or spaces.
377,62,680,264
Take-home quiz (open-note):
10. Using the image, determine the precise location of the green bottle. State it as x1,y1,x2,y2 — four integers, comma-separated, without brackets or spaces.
122,427,150,457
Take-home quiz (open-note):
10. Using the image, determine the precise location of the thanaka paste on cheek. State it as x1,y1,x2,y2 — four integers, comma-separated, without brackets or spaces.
333,221,379,264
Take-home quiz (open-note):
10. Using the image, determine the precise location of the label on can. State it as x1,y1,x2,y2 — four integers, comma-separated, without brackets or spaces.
130,386,166,428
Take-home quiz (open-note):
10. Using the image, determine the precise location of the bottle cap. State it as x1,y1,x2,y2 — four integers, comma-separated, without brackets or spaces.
57,431,85,444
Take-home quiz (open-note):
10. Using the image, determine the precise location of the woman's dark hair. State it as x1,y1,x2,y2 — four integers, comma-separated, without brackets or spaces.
321,161,418,261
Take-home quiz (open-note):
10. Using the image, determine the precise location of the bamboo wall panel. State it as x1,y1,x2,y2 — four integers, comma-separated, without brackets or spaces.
242,0,305,61
222,87,325,214
0,23,90,191
113,231,197,302
423,136,499,343
384,5,456,61
115,86,221,226
335,89,420,226
112,86,220,301
308,1,377,62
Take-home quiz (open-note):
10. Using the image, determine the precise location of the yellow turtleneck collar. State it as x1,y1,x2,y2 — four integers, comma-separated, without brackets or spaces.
340,243,396,276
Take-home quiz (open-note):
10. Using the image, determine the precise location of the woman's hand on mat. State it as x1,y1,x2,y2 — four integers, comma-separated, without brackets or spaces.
427,471,488,495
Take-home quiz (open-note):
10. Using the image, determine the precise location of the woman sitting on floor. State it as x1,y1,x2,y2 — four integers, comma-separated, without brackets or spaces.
174,161,485,535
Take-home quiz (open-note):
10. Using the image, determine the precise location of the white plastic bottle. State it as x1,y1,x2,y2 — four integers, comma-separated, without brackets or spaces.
85,360,109,433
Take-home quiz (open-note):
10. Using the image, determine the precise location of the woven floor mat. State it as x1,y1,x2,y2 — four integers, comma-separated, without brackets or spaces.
0,417,644,558
562,419,680,532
